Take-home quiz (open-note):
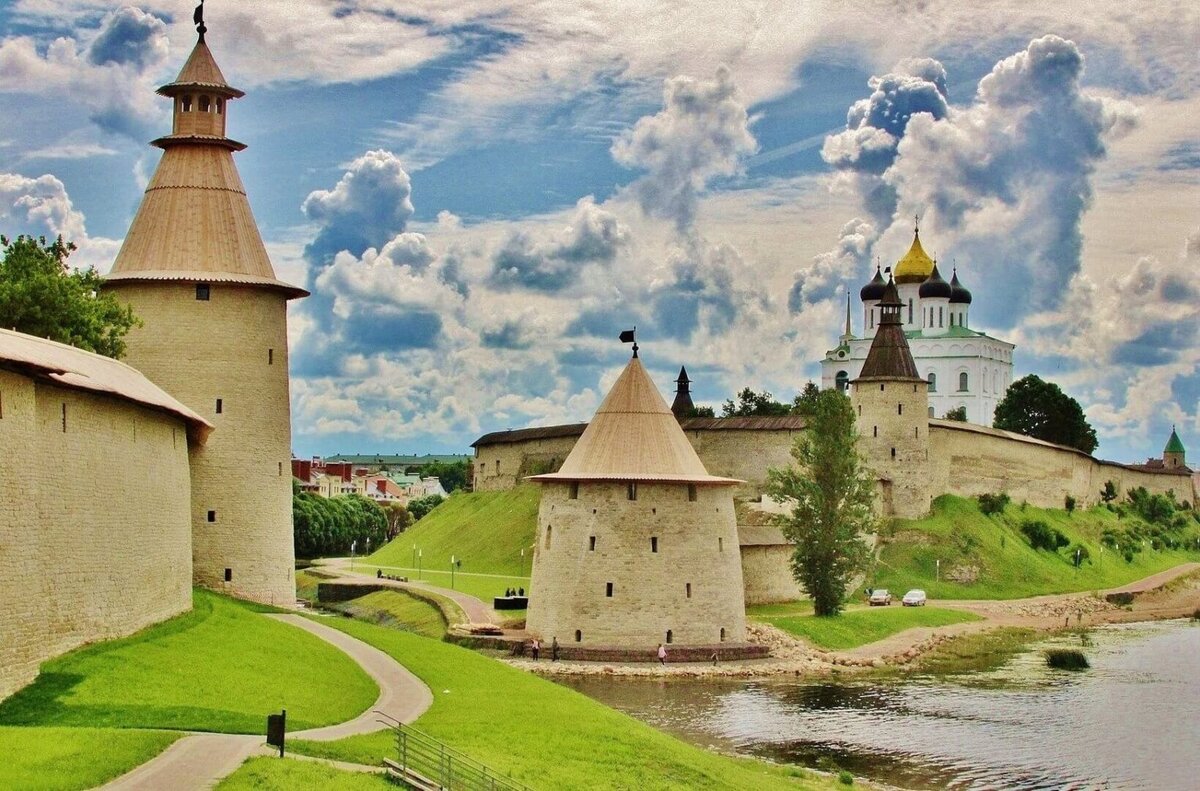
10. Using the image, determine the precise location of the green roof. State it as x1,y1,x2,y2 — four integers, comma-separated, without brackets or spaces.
905,326,989,340
325,454,470,466
1165,428,1186,454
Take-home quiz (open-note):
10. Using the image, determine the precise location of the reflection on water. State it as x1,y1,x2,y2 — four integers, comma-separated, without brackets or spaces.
560,620,1200,790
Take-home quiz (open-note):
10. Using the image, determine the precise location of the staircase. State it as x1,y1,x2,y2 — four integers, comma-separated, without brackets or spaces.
377,712,533,791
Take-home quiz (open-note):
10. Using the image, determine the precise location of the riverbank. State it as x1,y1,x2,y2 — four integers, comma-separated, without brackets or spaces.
507,564,1200,679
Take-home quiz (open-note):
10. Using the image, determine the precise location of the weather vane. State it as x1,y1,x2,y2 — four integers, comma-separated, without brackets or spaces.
619,327,638,358
194,1,206,42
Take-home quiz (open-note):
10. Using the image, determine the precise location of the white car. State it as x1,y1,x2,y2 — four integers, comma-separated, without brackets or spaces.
868,588,892,606
902,589,927,607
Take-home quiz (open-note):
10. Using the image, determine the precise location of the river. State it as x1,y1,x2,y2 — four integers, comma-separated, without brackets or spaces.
559,620,1200,790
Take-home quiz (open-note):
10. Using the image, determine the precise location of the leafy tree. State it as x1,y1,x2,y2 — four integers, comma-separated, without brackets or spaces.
382,501,413,538
722,387,791,417
766,389,876,616
790,382,821,417
685,405,716,418
292,491,387,558
993,374,1098,454
408,494,445,521
0,234,139,358
1100,480,1118,503
943,406,967,422
416,460,470,493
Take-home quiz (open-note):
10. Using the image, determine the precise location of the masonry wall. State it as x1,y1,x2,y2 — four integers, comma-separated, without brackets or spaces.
853,379,931,518
526,481,746,647
0,373,192,701
473,436,577,491
741,544,804,604
683,428,801,497
107,281,295,605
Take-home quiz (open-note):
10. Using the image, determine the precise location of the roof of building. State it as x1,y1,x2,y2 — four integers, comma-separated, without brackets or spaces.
472,424,589,447
949,268,972,304
894,226,935,284
855,278,923,381
0,328,212,442
326,453,471,465
1165,427,1186,454
860,266,887,302
157,38,244,98
472,414,808,448
529,356,742,485
919,262,952,299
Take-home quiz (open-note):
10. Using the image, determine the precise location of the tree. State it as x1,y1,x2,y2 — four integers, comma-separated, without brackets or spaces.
0,234,139,358
416,460,470,493
790,382,821,417
943,406,967,422
722,387,791,417
993,374,1098,454
685,405,716,418
408,494,445,521
382,501,413,538
1100,480,1118,503
765,389,876,616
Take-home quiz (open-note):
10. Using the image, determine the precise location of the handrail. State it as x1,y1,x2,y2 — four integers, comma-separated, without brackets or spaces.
375,711,533,791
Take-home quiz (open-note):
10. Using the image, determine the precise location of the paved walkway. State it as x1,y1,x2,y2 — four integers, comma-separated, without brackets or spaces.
315,557,504,624
97,614,431,790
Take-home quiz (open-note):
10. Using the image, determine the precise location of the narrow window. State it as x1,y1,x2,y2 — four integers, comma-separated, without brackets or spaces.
880,384,885,391
0,391,4,418
915,426,919,438
207,510,216,522
959,372,969,392
928,373,936,392
873,426,878,437
898,403,903,415
718,537,723,552
278,461,283,476
199,95,210,112
216,98,224,115
869,311,874,329
891,447,897,459
224,568,232,582
627,482,638,501
496,459,500,473
544,525,552,549
720,627,726,642
574,630,582,642
939,306,944,327
215,398,223,414
606,582,613,597
685,583,692,599
268,348,274,365
589,536,596,551
569,482,579,500
908,299,913,324
857,404,861,416
928,407,935,417
666,629,673,644
182,95,192,112
61,403,67,432
687,484,697,502
651,536,659,553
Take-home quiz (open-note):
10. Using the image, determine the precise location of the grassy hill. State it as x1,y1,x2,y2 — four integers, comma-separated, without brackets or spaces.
367,485,539,577
871,495,1200,599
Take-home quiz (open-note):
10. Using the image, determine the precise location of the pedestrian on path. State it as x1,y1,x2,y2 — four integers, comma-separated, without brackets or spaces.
551,636,559,661
531,638,540,661
657,643,667,665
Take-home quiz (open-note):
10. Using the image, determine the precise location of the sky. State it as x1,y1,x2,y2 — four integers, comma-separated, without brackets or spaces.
1,1,1197,465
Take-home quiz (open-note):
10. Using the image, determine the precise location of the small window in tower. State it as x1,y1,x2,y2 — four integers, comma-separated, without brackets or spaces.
496,459,500,473
569,482,579,499
666,629,673,644
196,283,210,301
627,482,638,501
278,461,283,476
199,95,210,112
0,391,4,419
217,98,224,115
61,403,67,432
959,372,969,392
915,426,919,438
544,525,552,550
891,447,897,459
857,404,861,416
928,373,937,392
873,426,878,437
182,95,192,112
215,398,223,414
908,298,913,324
869,311,874,329
207,510,216,522
898,403,903,415
224,568,232,582
575,630,582,642
880,384,885,392
589,536,596,551
605,582,613,597
651,536,659,553
720,627,726,642
939,306,944,327
718,536,724,552
268,348,274,364
685,582,692,599
687,484,697,502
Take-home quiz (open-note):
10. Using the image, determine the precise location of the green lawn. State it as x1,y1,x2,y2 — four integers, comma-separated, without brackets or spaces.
327,590,448,638
0,590,378,733
0,726,180,791
359,565,529,616
287,617,843,791
216,757,393,790
750,603,980,650
872,495,1200,599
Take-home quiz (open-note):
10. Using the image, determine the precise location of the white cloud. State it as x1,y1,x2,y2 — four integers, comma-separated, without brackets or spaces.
0,171,121,271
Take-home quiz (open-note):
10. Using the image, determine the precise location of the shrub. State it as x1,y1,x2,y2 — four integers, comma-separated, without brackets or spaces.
1020,520,1069,552
978,492,1010,515
1064,495,1076,513
838,770,855,786
1045,648,1089,670
1100,480,1118,503
1068,544,1090,567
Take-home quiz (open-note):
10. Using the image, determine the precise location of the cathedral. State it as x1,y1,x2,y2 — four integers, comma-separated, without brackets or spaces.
821,222,1014,425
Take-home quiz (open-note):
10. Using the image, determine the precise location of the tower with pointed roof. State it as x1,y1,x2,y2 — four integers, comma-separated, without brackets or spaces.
851,277,931,518
525,351,748,651
103,17,306,605
670,366,695,419
1163,427,1187,469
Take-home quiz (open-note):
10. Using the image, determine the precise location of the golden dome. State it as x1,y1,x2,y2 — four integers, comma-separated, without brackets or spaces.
894,227,934,284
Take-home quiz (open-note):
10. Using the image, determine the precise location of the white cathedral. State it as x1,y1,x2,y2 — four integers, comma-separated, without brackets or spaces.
821,222,1014,425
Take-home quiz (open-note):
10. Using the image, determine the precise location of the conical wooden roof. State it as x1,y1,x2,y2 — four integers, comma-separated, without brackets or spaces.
530,356,740,485
157,39,243,97
855,278,922,381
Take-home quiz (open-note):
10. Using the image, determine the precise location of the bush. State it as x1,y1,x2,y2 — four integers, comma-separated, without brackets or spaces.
1045,648,1089,670
1020,520,1069,552
1064,495,1076,513
1100,480,1118,503
408,494,446,521
978,492,1011,515
838,770,855,786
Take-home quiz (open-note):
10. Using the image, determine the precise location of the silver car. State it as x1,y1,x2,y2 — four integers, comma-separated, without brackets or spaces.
868,588,892,606
902,589,927,607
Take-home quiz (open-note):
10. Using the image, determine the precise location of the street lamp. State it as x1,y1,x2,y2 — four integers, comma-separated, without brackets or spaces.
451,555,456,589
412,543,417,571
351,539,357,573
418,548,423,580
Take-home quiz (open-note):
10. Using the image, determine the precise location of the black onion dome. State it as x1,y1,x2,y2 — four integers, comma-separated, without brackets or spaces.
949,268,972,304
919,263,952,299
860,266,886,301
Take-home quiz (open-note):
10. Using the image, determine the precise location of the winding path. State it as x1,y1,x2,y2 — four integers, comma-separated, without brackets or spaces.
315,556,506,624
97,614,431,790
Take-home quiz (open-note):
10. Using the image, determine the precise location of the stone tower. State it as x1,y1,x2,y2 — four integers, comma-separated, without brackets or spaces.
526,351,746,650
851,275,930,519
670,366,694,419
1164,427,1186,469
103,22,307,605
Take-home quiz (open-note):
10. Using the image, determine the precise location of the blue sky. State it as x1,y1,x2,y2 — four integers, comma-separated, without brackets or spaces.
1,1,1198,465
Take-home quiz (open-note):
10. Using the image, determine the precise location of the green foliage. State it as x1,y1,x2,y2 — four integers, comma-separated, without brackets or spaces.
1100,480,1118,503
977,492,1011,515
993,374,1098,454
0,591,377,733
0,727,180,791
722,386,791,417
293,492,387,558
1065,495,1076,513
686,404,717,418
1125,486,1177,525
408,493,445,521
838,770,854,786
749,603,979,650
1045,648,1090,670
381,500,413,537
415,460,470,493
0,234,140,358
325,590,448,638
943,405,967,421
790,382,822,417
1020,519,1070,551
766,389,875,616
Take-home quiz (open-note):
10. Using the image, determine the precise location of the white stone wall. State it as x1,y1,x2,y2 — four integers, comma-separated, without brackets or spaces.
0,373,193,701
472,435,578,491
853,379,931,519
108,281,296,606
741,544,804,604
526,481,746,647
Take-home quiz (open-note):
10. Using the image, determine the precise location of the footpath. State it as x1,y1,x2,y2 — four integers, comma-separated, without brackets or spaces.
97,614,432,790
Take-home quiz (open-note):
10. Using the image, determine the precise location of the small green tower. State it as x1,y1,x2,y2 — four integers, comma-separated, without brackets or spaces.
1164,426,1186,469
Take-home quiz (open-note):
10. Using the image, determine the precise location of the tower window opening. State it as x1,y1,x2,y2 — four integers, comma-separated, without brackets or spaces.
224,568,232,582
651,536,659,553
720,627,726,642
0,391,3,419
928,407,935,417
196,283,210,300
207,510,216,522
857,405,862,416
268,348,274,364
687,484,698,502
575,630,582,642
606,582,613,597
495,459,500,473
666,629,673,644
627,482,638,501
182,95,192,112
544,525,552,549
959,372,969,392
939,306,944,327
215,398,223,414
898,403,903,415
880,384,885,392
589,536,596,551
891,447,897,459
199,95,210,112
718,537,723,552
915,426,919,438
569,482,579,499
928,373,936,392
873,426,878,437
216,98,224,114
61,403,67,432
685,583,692,599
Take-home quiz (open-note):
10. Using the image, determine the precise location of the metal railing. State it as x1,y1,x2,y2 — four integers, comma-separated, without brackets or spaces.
376,711,533,791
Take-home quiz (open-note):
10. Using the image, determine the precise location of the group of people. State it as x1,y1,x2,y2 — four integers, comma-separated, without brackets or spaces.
528,636,559,661
504,587,525,597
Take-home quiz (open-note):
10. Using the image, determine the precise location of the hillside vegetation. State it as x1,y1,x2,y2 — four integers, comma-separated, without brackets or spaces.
871,494,1200,599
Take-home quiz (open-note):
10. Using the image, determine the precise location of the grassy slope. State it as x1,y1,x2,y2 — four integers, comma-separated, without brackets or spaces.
328,590,448,638
872,495,1200,599
216,757,393,790
749,603,980,650
289,618,839,791
0,726,180,791
0,590,377,733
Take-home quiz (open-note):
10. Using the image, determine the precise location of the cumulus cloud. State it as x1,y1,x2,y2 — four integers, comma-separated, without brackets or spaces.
612,65,756,233
789,218,876,313
649,234,769,343
88,6,168,69
0,171,120,271
302,150,416,264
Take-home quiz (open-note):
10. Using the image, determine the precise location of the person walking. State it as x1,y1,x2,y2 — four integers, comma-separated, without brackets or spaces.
551,636,559,662
531,638,540,661
657,643,667,665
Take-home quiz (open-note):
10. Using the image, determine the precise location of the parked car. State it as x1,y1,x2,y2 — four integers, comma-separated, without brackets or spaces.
868,588,892,606
902,589,927,607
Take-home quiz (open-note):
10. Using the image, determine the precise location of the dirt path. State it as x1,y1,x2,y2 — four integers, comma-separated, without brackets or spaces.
315,557,504,625
97,613,432,790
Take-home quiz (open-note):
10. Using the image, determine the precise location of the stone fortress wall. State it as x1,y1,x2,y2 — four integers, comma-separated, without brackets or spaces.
109,282,297,606
0,371,193,700
526,481,746,647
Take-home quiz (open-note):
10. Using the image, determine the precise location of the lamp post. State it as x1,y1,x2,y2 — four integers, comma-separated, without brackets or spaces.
451,555,456,590
935,558,940,583
412,543,417,572
351,540,357,573
418,548,423,580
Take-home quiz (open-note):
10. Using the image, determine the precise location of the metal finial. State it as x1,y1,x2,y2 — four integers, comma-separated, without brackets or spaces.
194,1,207,42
